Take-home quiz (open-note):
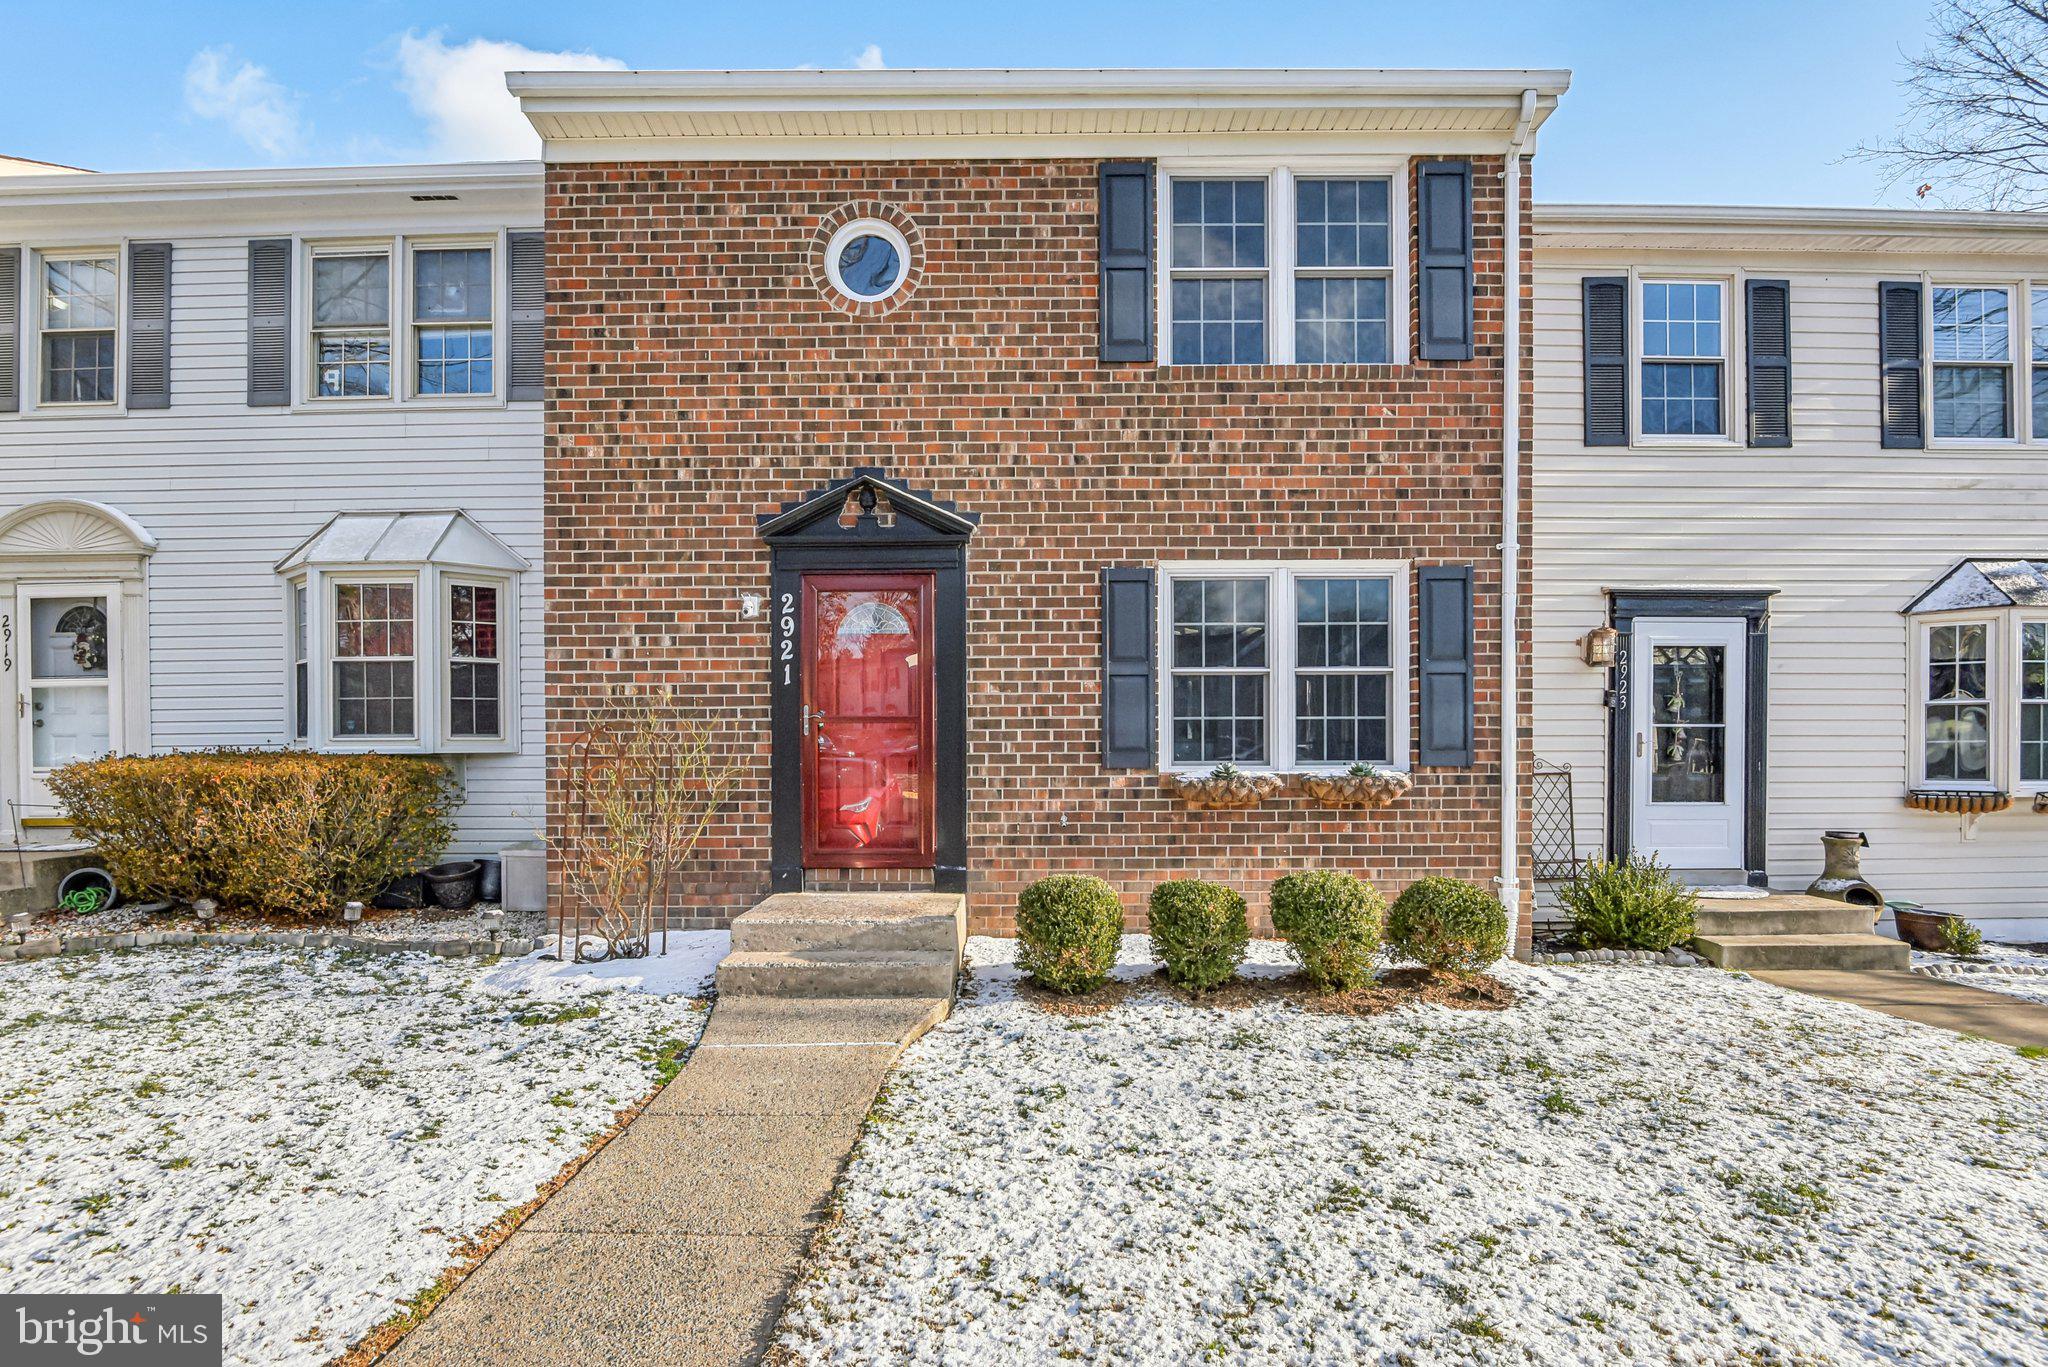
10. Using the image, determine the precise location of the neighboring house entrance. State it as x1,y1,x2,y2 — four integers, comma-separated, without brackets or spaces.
801,571,935,868
760,470,976,894
1606,589,1773,886
15,586,122,820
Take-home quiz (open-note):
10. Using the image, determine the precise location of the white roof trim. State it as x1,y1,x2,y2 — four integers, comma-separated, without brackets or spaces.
275,511,529,575
1904,557,2048,613
1536,202,2048,256
0,160,539,208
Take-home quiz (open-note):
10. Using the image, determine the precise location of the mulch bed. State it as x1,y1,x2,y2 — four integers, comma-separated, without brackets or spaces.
1025,966,1515,1017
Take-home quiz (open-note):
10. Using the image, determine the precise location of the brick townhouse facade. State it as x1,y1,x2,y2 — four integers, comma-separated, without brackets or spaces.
522,70,1560,944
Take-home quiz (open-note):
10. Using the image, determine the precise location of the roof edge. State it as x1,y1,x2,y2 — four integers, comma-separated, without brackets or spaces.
1537,202,2048,236
508,67,1573,101
0,160,541,205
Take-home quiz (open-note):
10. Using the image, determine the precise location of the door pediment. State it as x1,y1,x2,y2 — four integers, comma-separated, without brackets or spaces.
0,500,158,561
758,469,979,546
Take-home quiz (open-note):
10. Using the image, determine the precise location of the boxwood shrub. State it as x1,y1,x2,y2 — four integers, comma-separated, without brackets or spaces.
1558,853,1698,950
47,749,456,917
1269,870,1385,991
1147,878,1249,991
1386,876,1509,975
1016,874,1124,994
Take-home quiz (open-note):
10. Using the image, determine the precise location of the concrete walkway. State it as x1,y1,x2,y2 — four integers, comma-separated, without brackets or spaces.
385,994,949,1367
1757,969,2048,1049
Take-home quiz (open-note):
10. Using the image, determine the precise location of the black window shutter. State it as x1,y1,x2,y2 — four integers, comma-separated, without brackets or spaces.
246,238,291,407
1879,280,1925,449
508,230,545,401
1101,566,1156,767
127,242,171,410
0,246,18,413
1744,279,1791,448
1098,161,1154,363
1582,276,1628,446
1417,565,1475,767
1416,160,1473,362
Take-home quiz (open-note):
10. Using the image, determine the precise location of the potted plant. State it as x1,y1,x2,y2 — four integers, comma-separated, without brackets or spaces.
1162,761,1288,810
1297,762,1413,809
1889,901,1982,954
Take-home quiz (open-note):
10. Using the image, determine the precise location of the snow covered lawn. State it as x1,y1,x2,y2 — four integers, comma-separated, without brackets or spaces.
0,935,725,1366
1914,941,2048,1007
778,935,2048,1364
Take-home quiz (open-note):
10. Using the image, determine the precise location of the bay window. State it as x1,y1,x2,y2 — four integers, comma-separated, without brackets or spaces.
1921,620,1990,785
332,581,415,739
447,581,503,739
1161,563,1408,772
1907,589,2048,795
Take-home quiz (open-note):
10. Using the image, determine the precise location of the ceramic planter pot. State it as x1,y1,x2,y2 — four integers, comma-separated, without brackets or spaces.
1891,905,1958,952
422,860,483,911
1162,771,1289,810
1297,770,1413,809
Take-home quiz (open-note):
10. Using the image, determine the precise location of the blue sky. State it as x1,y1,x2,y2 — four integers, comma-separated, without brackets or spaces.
5,0,1946,206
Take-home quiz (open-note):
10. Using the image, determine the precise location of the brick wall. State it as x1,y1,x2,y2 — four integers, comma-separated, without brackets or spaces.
545,154,1535,947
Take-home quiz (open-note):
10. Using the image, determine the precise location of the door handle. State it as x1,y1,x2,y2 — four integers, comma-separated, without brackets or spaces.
1636,732,1645,758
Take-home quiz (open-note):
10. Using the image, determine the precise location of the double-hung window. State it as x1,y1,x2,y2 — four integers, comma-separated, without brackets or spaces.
39,253,118,405
332,581,416,739
1639,281,1725,436
413,246,493,396
292,583,310,741
2028,288,2048,440
1930,286,2012,439
1920,620,1991,785
447,581,503,739
311,251,393,398
2023,621,2048,785
1164,165,1401,367
1162,564,1407,771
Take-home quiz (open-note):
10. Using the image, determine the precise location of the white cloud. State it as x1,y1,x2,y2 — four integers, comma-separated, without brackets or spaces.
393,31,625,161
852,44,887,71
184,48,304,158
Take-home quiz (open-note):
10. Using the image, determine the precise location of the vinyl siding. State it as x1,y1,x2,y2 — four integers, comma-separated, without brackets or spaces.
1533,249,2048,937
0,234,542,855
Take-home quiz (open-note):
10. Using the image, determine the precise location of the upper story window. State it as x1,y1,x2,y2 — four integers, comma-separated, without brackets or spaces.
1161,164,1402,368
413,247,493,395
40,254,118,405
1931,285,2011,439
1160,562,1408,772
311,251,393,398
1639,281,1724,437
2032,288,2048,440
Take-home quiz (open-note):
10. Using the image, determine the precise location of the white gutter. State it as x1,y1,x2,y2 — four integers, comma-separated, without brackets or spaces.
1501,88,1537,955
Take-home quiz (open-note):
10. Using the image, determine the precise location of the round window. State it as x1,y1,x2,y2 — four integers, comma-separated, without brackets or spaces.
824,220,911,303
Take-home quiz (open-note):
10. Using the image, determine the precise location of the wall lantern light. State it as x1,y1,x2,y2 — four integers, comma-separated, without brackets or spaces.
1579,625,1618,668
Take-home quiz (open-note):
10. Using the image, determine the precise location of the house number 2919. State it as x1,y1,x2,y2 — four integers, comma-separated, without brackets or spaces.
777,592,795,686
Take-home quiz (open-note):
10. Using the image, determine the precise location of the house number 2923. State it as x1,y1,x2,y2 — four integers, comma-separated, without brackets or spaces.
777,592,795,685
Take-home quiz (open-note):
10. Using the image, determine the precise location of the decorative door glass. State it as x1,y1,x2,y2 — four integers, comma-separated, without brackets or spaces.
27,595,111,769
1650,644,1726,804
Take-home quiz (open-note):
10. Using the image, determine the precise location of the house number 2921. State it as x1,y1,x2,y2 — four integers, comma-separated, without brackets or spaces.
777,592,795,686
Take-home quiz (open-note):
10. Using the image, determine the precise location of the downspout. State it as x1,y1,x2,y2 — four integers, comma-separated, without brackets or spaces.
1501,88,1537,955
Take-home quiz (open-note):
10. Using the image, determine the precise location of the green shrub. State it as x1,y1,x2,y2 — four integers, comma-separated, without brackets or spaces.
1387,877,1509,975
1558,853,1699,951
1269,871,1385,991
48,749,456,917
1016,874,1124,994
1940,916,1985,958
1147,879,1249,991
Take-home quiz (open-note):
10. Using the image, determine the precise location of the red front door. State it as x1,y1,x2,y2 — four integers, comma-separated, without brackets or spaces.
801,572,935,868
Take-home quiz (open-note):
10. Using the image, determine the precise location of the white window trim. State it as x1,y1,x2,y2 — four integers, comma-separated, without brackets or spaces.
27,244,125,415
298,232,508,409
328,573,420,745
1627,271,1740,450
441,574,512,748
1155,157,1410,368
1155,560,1411,774
823,219,911,303
1908,608,2006,793
1926,277,2025,449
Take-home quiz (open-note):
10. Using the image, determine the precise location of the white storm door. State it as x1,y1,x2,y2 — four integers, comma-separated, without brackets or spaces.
1629,617,1745,871
15,586,122,820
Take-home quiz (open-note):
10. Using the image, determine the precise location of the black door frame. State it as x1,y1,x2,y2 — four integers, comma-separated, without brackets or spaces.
1606,589,1774,886
759,470,976,894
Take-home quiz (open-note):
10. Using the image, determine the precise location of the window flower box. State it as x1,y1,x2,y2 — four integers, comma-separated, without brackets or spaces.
1297,768,1412,809
1161,769,1289,810
1904,789,2011,815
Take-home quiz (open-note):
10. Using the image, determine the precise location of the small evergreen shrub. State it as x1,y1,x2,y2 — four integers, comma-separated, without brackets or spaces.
1940,916,1985,959
1558,853,1699,951
1147,878,1249,991
1269,871,1385,991
48,749,456,916
1387,877,1509,975
1016,874,1124,994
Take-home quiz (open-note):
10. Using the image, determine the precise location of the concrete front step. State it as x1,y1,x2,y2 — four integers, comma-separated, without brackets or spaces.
0,851,98,918
732,891,965,956
1693,932,1910,972
1695,899,1877,938
716,949,958,999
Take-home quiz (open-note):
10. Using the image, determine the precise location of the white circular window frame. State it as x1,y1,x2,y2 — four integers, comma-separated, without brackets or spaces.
824,219,912,303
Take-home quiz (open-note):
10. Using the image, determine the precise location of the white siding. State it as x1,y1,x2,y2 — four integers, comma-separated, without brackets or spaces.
1,234,543,855
1535,248,2048,939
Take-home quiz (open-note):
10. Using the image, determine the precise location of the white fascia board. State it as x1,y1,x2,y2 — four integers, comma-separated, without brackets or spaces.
506,66,1574,101
1535,202,2048,256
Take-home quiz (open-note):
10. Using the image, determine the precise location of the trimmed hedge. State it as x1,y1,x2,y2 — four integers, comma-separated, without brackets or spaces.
1269,871,1385,991
48,749,456,916
1148,878,1249,991
1016,874,1124,994
1386,876,1508,975
1559,853,1698,951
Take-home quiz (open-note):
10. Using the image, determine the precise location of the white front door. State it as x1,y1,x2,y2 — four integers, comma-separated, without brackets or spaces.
1630,617,1745,872
14,585,122,823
